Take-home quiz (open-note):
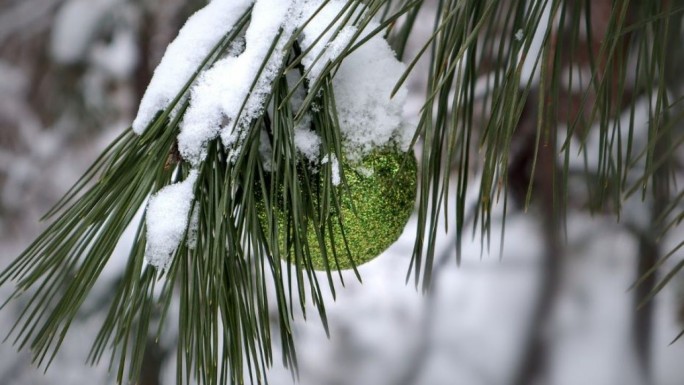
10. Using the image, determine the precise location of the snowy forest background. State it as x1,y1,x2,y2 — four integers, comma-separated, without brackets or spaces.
1,0,684,384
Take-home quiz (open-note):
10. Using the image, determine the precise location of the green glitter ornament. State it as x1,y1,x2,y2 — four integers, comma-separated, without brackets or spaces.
260,148,417,271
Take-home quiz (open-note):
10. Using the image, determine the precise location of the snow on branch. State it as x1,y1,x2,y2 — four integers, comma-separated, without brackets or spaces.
132,0,412,268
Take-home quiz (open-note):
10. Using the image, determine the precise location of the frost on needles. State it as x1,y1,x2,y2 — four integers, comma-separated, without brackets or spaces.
135,0,412,269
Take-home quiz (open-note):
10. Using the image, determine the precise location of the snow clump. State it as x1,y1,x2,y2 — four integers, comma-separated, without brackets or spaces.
144,171,198,270
178,0,296,165
322,153,341,186
296,2,410,160
132,0,255,134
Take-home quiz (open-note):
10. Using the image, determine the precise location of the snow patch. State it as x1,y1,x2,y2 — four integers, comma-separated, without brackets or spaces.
51,0,118,64
178,0,296,165
187,206,200,251
322,153,340,186
294,122,321,162
134,0,410,165
90,29,139,79
144,170,198,269
132,0,255,134
514,29,524,41
302,23,357,81
298,2,410,160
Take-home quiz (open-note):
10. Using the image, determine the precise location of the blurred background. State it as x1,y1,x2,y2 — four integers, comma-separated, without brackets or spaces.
1,0,684,384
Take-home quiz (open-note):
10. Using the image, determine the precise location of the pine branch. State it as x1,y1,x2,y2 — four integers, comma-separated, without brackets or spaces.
0,2,418,384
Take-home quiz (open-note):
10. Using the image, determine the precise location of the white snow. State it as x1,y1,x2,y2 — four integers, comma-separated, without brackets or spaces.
322,153,340,186
134,0,410,165
301,23,357,82
178,0,295,165
50,0,119,64
514,29,524,41
144,170,198,269
298,1,410,160
89,29,139,79
187,206,200,251
294,122,321,162
132,0,255,134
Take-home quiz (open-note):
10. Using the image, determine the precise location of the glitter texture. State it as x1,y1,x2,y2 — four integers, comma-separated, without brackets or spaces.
261,148,417,270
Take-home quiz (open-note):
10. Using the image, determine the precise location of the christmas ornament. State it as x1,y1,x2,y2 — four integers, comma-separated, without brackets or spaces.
262,148,417,270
